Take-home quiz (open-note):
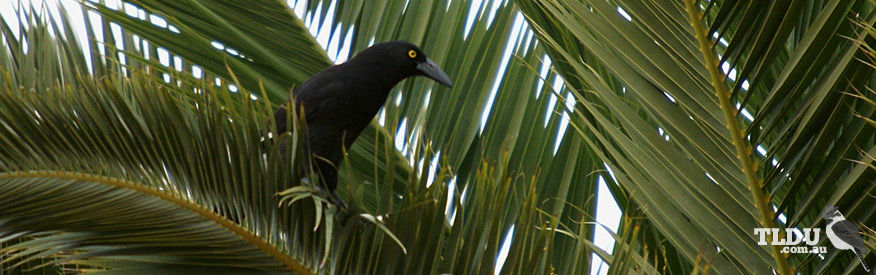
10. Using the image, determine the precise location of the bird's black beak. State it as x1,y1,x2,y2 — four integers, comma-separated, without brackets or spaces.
417,58,453,87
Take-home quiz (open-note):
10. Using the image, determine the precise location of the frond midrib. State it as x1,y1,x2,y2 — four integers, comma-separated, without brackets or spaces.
0,170,313,275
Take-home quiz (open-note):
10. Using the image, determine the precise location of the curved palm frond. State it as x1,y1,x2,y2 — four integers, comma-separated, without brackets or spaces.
0,171,306,273
2,0,620,274
518,0,875,273
0,64,331,272
6,0,872,273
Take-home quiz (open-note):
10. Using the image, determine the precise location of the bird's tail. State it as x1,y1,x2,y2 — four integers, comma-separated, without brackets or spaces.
854,248,871,273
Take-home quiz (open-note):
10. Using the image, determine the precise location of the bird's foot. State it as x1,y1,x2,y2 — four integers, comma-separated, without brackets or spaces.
327,191,349,210
302,177,349,210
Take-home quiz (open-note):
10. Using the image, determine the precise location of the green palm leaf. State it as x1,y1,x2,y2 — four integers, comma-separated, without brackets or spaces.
0,67,325,272
2,0,873,274
1,0,615,273
518,0,875,273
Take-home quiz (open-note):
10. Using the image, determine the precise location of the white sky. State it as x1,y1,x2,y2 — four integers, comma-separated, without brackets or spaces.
0,0,86,41
0,1,625,273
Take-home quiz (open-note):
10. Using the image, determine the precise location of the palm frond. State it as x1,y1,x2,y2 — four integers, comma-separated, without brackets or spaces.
1,1,619,273
0,66,330,272
518,0,875,273
5,0,872,273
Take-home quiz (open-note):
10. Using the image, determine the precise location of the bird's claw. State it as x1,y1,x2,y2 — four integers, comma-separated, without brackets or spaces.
327,191,349,210
311,185,348,210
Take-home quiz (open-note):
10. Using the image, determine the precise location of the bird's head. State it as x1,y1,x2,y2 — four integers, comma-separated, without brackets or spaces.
351,41,453,87
822,205,840,221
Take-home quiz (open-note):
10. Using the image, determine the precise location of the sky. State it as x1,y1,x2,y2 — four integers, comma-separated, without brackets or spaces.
0,1,624,274
0,0,86,44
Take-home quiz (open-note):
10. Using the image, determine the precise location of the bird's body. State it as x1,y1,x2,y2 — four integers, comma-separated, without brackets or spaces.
274,41,451,198
822,206,870,272
826,219,858,250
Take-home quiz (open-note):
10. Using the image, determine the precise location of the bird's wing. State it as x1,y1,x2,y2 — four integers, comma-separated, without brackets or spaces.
273,79,346,134
296,80,346,123
832,221,868,250
273,101,292,134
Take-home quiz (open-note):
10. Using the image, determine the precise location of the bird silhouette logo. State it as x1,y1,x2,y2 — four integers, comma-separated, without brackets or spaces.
822,205,870,272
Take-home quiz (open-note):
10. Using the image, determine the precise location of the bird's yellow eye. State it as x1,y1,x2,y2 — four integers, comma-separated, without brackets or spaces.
408,49,417,59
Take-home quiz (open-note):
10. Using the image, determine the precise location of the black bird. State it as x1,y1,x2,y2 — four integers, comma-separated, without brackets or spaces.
274,41,452,205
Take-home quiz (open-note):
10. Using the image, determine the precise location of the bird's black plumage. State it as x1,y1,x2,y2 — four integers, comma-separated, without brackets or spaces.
274,41,452,199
